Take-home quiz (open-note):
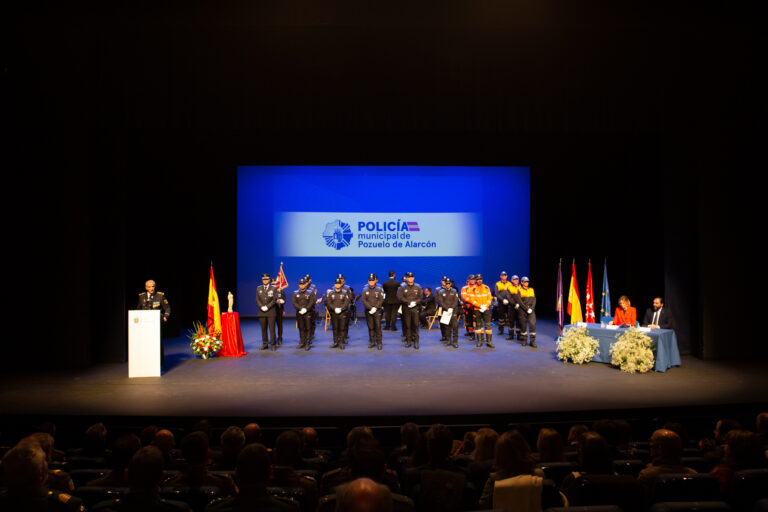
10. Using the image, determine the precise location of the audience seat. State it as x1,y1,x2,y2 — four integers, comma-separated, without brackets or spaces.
650,502,732,512
566,474,646,512
613,459,645,477
649,473,721,505
159,485,224,512
266,486,307,509
536,461,580,487
727,469,768,512
72,485,128,509
545,506,623,512
66,455,108,470
69,468,108,487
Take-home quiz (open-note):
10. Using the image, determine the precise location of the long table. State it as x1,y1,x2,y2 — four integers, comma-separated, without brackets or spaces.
564,323,681,372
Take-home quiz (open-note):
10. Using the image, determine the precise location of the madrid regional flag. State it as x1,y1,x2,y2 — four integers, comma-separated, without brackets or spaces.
567,260,584,324
585,260,596,323
207,265,222,335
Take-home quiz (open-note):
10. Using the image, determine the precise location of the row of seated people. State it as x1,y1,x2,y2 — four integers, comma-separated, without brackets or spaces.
2,414,767,511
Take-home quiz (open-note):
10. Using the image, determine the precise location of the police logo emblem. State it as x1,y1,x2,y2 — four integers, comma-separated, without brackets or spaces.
322,220,353,250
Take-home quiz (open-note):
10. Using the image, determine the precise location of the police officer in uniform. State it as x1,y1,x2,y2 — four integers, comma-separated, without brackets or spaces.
306,274,320,339
518,276,537,347
440,278,461,348
256,273,278,350
292,278,315,351
138,280,171,321
396,272,423,349
361,273,385,349
337,274,354,340
435,277,449,343
326,278,351,349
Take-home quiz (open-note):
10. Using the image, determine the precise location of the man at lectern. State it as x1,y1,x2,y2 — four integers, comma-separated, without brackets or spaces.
256,273,278,351
137,280,170,322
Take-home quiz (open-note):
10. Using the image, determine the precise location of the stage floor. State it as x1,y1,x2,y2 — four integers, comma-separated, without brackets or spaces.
2,319,766,419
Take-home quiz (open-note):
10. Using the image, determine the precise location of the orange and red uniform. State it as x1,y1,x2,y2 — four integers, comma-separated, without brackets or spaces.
472,284,493,311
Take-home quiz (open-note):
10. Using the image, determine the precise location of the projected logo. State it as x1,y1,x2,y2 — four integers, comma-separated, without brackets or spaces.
322,219,354,250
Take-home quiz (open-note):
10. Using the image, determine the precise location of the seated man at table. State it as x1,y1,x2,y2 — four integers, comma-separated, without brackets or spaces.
610,296,636,327
642,297,674,329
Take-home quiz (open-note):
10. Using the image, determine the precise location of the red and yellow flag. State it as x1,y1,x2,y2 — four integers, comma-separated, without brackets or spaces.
207,265,222,334
275,262,288,291
585,261,596,323
567,261,584,324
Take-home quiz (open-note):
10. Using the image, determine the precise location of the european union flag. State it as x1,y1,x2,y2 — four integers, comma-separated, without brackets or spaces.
600,260,612,323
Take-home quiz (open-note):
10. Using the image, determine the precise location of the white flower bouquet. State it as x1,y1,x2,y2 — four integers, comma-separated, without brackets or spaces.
609,328,655,373
556,326,600,364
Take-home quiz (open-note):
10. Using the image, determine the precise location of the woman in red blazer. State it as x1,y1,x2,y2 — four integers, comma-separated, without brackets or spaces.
611,296,637,327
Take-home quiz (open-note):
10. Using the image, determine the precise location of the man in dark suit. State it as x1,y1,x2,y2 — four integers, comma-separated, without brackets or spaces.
642,297,675,329
137,280,170,322
382,271,400,331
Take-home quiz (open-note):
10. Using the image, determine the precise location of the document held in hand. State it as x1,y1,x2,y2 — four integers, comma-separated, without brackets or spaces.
440,310,452,325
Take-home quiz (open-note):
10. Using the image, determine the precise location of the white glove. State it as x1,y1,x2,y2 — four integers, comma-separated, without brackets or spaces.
278,299,285,304
447,308,453,314
480,305,487,312
503,299,509,305
369,307,377,314
299,308,307,315
515,304,520,309
527,308,533,314
334,308,342,314
409,301,416,308
260,306,268,312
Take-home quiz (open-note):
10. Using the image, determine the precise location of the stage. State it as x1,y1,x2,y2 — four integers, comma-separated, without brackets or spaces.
1,319,765,420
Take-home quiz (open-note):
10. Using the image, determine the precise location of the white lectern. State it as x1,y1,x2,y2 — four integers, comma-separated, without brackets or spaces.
128,310,161,377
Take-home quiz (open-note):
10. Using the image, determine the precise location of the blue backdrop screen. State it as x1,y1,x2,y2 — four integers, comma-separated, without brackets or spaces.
237,166,530,315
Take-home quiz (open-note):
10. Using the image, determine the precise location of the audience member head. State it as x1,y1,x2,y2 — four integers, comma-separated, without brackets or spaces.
21,433,55,462
349,438,387,480
663,422,687,445
335,477,393,512
755,413,768,439
85,422,108,455
180,431,210,466
127,446,166,492
301,427,319,450
494,430,536,476
274,430,303,467
592,420,621,457
2,443,47,490
235,443,272,488
568,424,589,445
152,429,175,457
347,426,375,451
141,425,159,447
714,419,742,444
650,429,683,465
509,423,537,451
614,420,633,449
472,428,499,461
190,419,212,442
244,423,262,445
537,428,565,463
32,422,57,439
578,431,614,474
425,424,454,464
399,423,420,453
111,434,142,471
724,429,765,469
461,431,476,455
221,426,246,457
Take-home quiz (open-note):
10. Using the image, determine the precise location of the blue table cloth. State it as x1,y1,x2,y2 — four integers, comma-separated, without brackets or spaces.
564,323,681,372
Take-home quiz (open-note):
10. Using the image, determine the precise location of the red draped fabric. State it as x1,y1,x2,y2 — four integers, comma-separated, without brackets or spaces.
219,312,247,357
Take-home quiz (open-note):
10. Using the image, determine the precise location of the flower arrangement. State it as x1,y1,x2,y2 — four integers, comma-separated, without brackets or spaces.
556,326,600,364
187,321,222,359
609,328,655,373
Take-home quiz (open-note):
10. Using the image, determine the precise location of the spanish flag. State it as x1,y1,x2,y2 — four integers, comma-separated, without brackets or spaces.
207,265,222,335
567,260,583,324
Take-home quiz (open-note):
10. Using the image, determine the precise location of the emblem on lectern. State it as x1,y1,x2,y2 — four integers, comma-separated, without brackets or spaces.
134,317,139,324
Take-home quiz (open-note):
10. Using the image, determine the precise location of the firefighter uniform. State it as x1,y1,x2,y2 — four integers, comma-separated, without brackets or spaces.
256,274,278,350
292,278,315,350
518,277,537,347
494,273,515,335
471,275,494,348
361,274,385,349
396,273,423,349
461,276,477,339
326,280,351,349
